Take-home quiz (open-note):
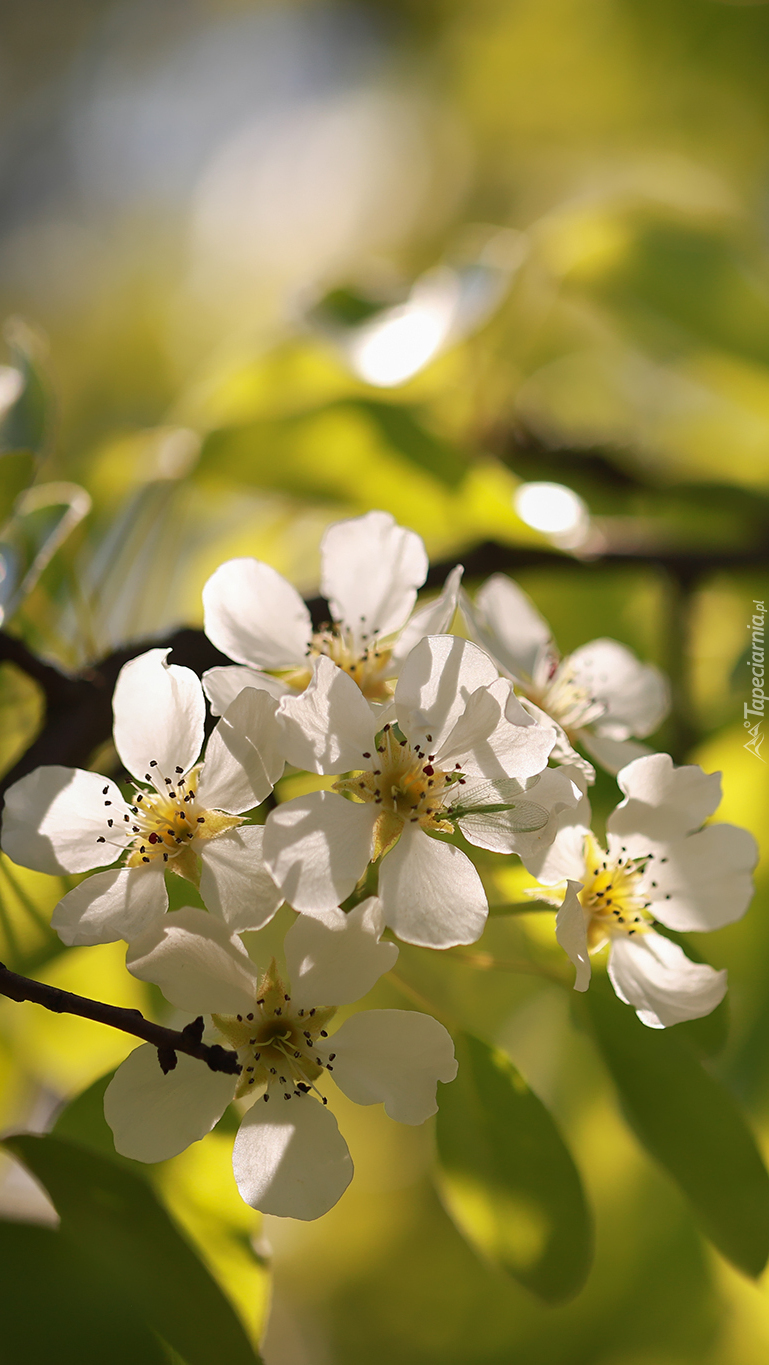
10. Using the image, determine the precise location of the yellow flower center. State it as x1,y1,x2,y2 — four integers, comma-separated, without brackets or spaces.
213,962,336,1104
281,623,394,702
578,833,652,950
95,763,242,880
333,722,463,858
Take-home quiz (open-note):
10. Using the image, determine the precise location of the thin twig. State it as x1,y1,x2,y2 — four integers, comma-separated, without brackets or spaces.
0,962,240,1076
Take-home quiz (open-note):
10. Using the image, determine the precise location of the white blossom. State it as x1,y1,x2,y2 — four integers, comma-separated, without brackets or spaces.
461,574,670,777
1,649,285,945
202,509,462,714
104,900,457,1220
263,635,580,948
523,752,758,1027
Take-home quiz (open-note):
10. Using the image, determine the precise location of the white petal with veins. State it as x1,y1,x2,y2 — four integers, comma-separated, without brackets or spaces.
233,1093,353,1220
51,862,167,945
105,1045,236,1163
608,931,727,1029
555,881,591,992
378,823,487,948
285,898,397,1010
126,905,258,1015
113,649,206,784
389,565,464,671
320,510,428,647
394,635,500,758
199,826,284,933
198,687,284,812
2,766,130,874
568,639,669,740
203,664,291,717
203,557,312,669
326,1009,457,1123
264,791,376,913
277,657,377,774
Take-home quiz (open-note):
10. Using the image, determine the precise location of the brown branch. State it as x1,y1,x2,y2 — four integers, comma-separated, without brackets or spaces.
0,627,231,806
0,961,241,1076
3,535,769,808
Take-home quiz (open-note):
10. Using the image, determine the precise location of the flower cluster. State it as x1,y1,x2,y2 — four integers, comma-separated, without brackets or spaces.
1,509,758,1220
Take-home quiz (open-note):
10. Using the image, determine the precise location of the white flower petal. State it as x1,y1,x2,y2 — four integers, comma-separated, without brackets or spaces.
389,565,464,671
105,1044,236,1163
263,791,376,913
440,677,554,782
521,790,592,884
277,657,376,774
202,558,311,669
320,510,428,644
203,665,291,717
519,697,596,782
555,881,591,991
112,649,205,783
232,1093,353,1220
578,731,652,776
568,639,670,740
459,765,582,858
51,863,168,946
2,766,130,874
644,823,758,932
285,898,397,1010
326,1008,457,1124
199,826,284,932
378,824,487,948
394,635,500,758
608,931,727,1029
609,754,722,842
463,575,553,685
198,688,284,813
126,906,258,1015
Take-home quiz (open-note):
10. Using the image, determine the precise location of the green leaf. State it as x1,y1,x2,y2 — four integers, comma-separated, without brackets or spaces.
0,320,50,458
583,978,769,1276
0,1220,168,1365
345,399,469,487
435,1031,593,1302
4,1133,263,1365
0,451,36,527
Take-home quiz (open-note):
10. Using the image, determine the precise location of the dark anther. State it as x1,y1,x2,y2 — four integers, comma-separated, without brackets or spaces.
320,1030,328,1037
150,760,157,767
175,766,183,774
96,836,106,843
102,786,109,795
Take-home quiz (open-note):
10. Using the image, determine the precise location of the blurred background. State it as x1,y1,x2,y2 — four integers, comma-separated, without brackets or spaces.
2,0,769,1361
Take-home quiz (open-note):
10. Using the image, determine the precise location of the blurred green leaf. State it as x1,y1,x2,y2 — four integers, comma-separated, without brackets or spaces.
0,452,36,528
4,1133,263,1365
583,978,769,1276
344,400,468,487
0,1219,168,1365
52,1069,128,1162
594,219,769,369
435,1031,593,1303
0,482,91,625
0,322,50,457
